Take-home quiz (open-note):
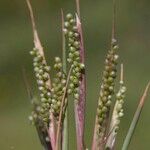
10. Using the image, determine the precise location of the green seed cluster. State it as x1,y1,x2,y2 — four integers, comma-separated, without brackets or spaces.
64,13,85,101
105,81,126,148
29,109,42,126
96,39,119,134
28,98,43,125
113,81,126,132
28,101,50,144
30,48,51,124
29,111,38,125
50,57,66,118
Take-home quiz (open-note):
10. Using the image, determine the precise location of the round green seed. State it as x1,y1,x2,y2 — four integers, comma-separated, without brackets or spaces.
30,50,35,55
64,22,70,28
74,41,80,48
68,31,74,37
66,13,73,20
55,57,61,63
70,19,75,24
102,106,108,113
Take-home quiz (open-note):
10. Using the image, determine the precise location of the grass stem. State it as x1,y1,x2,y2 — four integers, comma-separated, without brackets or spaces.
61,9,69,150
55,66,73,150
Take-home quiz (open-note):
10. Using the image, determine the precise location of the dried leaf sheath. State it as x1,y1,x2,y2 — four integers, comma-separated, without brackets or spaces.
74,14,86,150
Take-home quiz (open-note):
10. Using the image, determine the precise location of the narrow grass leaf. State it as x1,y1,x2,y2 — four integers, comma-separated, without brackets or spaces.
122,82,150,150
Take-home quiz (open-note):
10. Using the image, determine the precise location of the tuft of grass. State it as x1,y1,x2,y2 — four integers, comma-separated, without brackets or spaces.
25,0,150,149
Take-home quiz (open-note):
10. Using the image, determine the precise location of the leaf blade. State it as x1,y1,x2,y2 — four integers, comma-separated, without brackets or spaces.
122,82,150,150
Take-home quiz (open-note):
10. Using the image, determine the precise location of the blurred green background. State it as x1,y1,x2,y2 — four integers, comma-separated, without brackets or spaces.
0,0,150,149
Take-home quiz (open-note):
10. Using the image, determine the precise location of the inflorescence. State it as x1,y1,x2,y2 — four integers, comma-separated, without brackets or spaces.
63,13,85,102
96,39,119,136
106,79,126,149
29,13,85,123
112,80,126,132
30,48,51,124
50,57,66,118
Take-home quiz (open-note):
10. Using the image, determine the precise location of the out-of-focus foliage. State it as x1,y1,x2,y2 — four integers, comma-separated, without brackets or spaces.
0,0,149,149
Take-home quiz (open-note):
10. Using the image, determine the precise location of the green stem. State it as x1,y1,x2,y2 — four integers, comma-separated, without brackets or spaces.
61,9,68,150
